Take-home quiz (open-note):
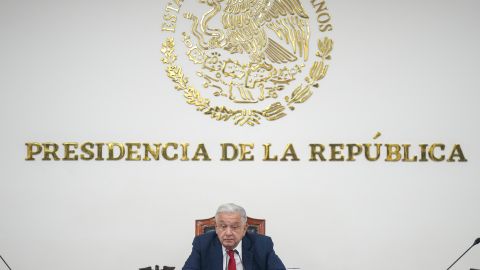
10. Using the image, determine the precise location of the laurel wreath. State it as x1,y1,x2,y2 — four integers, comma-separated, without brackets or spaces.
161,37,333,126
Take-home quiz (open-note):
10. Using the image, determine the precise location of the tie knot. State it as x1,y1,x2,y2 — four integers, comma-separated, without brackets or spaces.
227,249,235,257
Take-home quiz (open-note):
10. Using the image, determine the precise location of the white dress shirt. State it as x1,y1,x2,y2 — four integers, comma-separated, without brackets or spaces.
222,241,244,270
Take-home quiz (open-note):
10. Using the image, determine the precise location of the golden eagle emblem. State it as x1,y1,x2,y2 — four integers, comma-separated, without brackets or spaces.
191,0,310,64
160,0,333,126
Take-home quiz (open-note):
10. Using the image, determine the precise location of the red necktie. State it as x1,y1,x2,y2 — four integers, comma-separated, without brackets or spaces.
227,250,236,270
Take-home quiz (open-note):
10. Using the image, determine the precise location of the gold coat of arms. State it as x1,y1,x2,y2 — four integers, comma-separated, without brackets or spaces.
161,0,334,126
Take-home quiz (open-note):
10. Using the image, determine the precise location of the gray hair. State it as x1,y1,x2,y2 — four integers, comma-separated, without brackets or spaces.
215,203,247,224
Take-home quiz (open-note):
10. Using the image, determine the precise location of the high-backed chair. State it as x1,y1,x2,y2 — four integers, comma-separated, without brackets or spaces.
195,216,265,236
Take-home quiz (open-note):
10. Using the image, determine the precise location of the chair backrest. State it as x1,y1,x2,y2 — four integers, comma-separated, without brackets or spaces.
195,216,265,236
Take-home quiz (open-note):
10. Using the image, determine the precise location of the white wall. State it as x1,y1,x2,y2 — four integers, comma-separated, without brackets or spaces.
0,0,479,270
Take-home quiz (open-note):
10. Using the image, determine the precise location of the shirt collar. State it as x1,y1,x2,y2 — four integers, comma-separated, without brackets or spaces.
222,240,242,258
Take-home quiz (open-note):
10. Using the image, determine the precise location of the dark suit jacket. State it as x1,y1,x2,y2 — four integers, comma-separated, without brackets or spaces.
182,231,286,270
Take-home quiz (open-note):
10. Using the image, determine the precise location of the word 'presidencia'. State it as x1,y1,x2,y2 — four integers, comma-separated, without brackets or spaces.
25,141,467,162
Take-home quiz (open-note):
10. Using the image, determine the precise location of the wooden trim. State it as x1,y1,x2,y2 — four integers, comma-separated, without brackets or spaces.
195,216,266,236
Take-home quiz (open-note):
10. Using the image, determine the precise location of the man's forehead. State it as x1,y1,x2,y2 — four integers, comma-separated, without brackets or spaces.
216,212,242,222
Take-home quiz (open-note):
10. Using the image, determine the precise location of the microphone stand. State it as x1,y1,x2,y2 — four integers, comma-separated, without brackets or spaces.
447,238,480,270
0,254,12,270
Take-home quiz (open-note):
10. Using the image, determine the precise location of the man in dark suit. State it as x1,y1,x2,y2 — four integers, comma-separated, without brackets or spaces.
182,203,286,270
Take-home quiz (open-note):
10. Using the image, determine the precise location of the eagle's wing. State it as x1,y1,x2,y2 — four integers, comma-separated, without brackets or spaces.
260,0,310,61
221,0,270,55
222,0,309,63
222,0,268,30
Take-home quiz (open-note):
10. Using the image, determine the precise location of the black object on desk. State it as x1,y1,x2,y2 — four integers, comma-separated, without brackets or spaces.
140,265,175,270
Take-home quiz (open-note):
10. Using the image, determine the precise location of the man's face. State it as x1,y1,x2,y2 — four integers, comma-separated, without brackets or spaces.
215,212,247,250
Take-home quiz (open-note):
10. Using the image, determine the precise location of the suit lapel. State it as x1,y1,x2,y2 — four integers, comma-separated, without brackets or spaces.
212,236,224,270
242,235,254,270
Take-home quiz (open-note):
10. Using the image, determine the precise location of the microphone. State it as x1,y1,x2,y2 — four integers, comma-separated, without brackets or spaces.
446,238,480,270
0,254,12,270
234,250,245,270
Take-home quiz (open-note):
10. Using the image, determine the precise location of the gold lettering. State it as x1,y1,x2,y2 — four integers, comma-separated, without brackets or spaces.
63,142,79,161
263,144,278,161
126,143,141,161
181,143,190,161
329,144,344,161
162,143,179,161
161,0,184,32
95,143,105,161
317,12,331,24
165,2,180,13
192,144,211,161
363,143,381,161
281,144,300,161
221,143,239,161
310,0,332,32
419,144,428,162
107,143,125,161
448,144,467,162
25,142,42,161
239,144,254,161
80,142,95,160
43,143,60,161
385,144,402,162
309,144,326,161
319,24,333,32
346,144,362,161
162,22,175,33
402,144,418,162
144,143,161,161
428,144,445,162
311,0,328,13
